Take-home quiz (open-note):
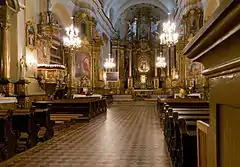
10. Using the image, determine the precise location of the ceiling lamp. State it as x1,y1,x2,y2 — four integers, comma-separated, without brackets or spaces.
104,53,116,69
63,21,81,49
160,13,179,47
156,52,167,68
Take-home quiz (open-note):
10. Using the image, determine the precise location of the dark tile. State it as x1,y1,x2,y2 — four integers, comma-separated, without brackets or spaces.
1,102,170,167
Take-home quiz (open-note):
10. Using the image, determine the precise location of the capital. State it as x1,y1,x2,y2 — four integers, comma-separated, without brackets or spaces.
0,21,10,30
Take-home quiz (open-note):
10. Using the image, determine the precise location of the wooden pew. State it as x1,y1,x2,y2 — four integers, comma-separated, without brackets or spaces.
0,110,16,161
72,97,107,116
167,108,209,167
157,97,209,123
0,107,38,151
160,99,210,167
33,98,106,134
33,104,54,141
12,107,38,149
33,100,95,123
197,120,209,167
50,98,106,130
164,108,209,150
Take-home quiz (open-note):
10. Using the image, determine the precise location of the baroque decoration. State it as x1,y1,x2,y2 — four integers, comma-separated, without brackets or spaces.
0,0,210,99
26,21,37,50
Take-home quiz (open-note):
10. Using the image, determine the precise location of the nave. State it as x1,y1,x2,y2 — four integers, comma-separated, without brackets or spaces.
1,102,171,167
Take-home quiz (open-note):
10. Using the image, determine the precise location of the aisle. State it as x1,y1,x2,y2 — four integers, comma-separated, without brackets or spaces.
2,101,171,167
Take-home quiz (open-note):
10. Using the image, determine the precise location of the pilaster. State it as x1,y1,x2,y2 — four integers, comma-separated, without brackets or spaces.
0,3,20,96
0,6,11,79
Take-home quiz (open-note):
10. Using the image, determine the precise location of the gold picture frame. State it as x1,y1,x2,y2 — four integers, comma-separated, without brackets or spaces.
26,21,37,50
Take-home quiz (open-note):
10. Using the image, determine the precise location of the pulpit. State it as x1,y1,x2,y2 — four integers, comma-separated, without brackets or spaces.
37,64,66,99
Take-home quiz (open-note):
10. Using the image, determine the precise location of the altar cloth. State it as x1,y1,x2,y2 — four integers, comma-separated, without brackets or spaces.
0,97,17,104
73,94,102,99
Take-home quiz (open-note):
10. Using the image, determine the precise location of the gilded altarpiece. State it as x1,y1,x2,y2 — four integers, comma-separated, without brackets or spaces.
74,40,92,89
73,12,103,90
180,7,206,92
183,8,203,42
132,40,155,89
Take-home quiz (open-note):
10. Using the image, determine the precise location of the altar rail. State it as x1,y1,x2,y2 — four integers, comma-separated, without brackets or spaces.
197,120,209,167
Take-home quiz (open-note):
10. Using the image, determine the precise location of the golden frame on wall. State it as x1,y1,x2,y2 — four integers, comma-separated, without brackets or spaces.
26,21,37,50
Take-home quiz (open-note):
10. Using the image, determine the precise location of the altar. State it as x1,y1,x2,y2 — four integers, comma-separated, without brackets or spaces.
0,97,17,110
132,89,160,100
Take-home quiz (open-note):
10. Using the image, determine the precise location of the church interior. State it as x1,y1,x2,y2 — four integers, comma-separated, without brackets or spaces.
0,0,239,166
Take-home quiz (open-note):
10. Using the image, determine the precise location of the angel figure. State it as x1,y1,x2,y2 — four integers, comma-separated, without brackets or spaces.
20,56,27,79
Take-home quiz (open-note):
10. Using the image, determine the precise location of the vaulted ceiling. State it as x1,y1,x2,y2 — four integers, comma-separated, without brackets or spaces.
102,0,177,25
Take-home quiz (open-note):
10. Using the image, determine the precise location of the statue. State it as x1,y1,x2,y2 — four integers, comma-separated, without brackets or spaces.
20,56,27,80
47,0,52,12
179,88,185,98
28,32,34,46
81,75,90,87
189,10,197,35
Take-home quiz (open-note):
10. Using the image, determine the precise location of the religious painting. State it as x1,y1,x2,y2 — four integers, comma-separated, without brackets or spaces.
105,72,119,82
138,23,149,40
138,54,150,73
75,52,91,79
189,62,202,76
26,21,37,50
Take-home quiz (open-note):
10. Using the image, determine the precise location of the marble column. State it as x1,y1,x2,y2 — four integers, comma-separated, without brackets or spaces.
154,49,159,89
66,49,75,97
0,8,15,96
0,19,10,79
119,48,125,93
128,48,133,89
117,42,120,93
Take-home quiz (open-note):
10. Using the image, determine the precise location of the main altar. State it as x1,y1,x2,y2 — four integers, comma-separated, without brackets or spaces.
107,6,171,94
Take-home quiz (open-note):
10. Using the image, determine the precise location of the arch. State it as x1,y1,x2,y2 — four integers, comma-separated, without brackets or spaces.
52,3,72,26
104,0,175,14
113,0,169,26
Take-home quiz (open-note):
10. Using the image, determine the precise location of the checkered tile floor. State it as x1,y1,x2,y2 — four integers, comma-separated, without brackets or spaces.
1,101,171,167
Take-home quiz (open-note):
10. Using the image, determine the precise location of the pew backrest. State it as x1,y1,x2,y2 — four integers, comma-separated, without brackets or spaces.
197,120,209,167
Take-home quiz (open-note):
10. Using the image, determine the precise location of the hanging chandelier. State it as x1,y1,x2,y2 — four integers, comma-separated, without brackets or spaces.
63,22,81,49
160,13,179,47
104,54,116,69
156,52,167,68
